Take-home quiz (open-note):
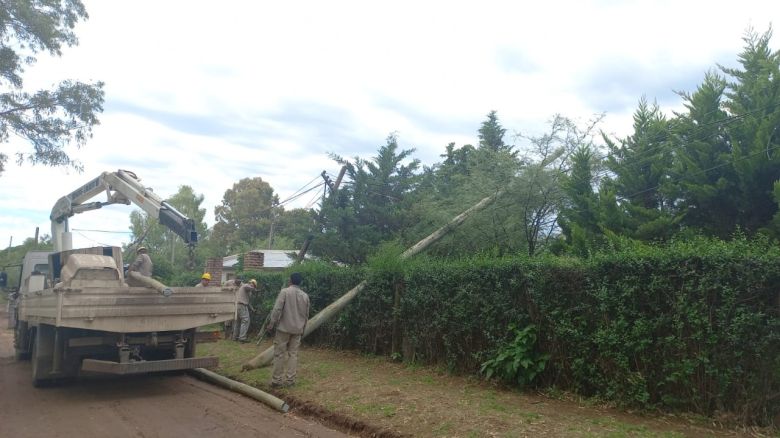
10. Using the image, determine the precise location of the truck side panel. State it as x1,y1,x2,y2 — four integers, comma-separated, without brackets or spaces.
19,287,235,333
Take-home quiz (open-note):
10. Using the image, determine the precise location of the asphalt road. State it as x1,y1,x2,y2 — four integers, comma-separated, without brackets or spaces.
0,312,348,438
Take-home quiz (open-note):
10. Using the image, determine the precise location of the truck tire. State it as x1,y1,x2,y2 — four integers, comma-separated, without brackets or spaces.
185,328,197,358
31,324,56,387
14,320,31,361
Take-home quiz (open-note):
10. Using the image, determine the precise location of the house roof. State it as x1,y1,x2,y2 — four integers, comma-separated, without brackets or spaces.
223,249,300,269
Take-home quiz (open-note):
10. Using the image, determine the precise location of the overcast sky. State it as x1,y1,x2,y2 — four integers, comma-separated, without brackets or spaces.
0,0,775,251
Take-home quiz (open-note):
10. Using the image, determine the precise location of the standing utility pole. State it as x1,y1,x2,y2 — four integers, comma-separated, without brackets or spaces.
267,202,278,250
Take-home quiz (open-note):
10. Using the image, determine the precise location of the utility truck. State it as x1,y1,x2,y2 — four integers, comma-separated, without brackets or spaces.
13,170,235,386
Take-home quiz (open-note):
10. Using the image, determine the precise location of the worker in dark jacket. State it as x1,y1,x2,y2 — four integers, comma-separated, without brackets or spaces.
232,279,257,342
128,247,153,277
266,272,310,388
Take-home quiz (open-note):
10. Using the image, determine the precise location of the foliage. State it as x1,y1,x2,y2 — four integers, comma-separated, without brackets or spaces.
574,28,780,245
0,0,104,175
246,238,779,425
273,208,316,249
412,113,603,257
478,110,510,152
0,237,53,290
480,324,550,388
211,176,279,254
558,145,602,256
126,185,208,283
315,133,420,264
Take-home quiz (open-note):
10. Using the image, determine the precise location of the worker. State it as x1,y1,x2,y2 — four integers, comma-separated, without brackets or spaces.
233,278,257,342
266,272,310,388
128,246,153,277
195,272,211,287
222,278,241,338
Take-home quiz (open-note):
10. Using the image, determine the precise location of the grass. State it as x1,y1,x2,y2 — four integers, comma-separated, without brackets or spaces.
197,341,758,438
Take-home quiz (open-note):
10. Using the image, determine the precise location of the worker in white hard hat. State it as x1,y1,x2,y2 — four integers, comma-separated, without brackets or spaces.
233,279,258,342
128,246,153,277
195,272,212,287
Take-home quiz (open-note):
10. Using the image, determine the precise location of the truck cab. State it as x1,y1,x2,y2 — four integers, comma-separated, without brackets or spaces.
18,250,54,293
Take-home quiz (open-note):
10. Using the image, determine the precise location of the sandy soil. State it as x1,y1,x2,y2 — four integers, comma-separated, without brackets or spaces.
0,310,349,438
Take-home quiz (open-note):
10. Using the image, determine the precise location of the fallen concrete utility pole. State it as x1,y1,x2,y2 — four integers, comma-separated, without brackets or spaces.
190,367,289,413
242,185,510,371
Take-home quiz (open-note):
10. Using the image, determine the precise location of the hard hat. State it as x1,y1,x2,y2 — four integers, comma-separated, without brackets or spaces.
137,246,147,252
249,279,257,287
202,273,212,280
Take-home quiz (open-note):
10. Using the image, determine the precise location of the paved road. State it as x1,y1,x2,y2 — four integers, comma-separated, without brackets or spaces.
0,314,348,438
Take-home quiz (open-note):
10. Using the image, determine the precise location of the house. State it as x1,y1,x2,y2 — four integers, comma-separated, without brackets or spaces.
204,249,301,284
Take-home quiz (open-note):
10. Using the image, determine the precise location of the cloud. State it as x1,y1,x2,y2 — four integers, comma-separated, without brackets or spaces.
105,100,238,139
574,59,707,115
495,47,539,75
1,0,776,254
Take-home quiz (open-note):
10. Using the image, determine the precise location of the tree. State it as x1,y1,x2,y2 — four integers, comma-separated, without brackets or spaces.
510,114,604,255
667,71,739,238
718,28,780,235
602,98,679,240
0,0,104,175
126,185,208,280
557,145,602,256
211,177,279,254
478,110,510,152
273,207,316,249
409,114,520,257
316,133,421,264
411,114,604,257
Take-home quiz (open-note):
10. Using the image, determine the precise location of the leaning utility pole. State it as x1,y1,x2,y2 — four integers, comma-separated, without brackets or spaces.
296,166,347,262
242,183,511,371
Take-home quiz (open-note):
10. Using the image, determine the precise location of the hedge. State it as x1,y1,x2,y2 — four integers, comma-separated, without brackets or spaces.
242,237,779,425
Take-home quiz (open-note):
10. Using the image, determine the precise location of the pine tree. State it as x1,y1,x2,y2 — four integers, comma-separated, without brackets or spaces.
478,110,510,152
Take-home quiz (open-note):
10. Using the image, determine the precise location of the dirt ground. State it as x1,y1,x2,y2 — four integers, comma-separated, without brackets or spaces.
0,310,348,438
200,340,774,438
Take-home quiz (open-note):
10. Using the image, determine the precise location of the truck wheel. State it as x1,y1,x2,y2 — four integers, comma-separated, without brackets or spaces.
185,328,197,358
31,324,56,387
14,320,31,361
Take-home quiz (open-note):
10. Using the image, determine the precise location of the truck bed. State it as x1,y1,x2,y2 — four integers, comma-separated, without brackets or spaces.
18,286,235,333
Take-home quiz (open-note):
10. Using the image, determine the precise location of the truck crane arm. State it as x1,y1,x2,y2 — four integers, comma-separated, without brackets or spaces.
50,169,198,252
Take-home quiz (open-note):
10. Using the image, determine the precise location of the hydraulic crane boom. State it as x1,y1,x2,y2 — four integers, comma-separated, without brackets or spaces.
49,169,198,253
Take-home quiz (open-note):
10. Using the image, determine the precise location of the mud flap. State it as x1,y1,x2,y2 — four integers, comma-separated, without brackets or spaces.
31,324,56,387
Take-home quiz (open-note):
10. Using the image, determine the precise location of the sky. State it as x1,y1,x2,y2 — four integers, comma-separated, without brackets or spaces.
0,0,776,251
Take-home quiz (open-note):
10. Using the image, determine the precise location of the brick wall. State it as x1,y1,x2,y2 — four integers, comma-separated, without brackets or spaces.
244,251,264,270
204,258,223,284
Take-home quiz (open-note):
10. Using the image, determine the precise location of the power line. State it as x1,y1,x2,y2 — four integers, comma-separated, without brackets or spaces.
277,174,323,206
623,143,780,200
71,228,133,234
74,231,113,247
594,101,780,181
303,188,322,210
